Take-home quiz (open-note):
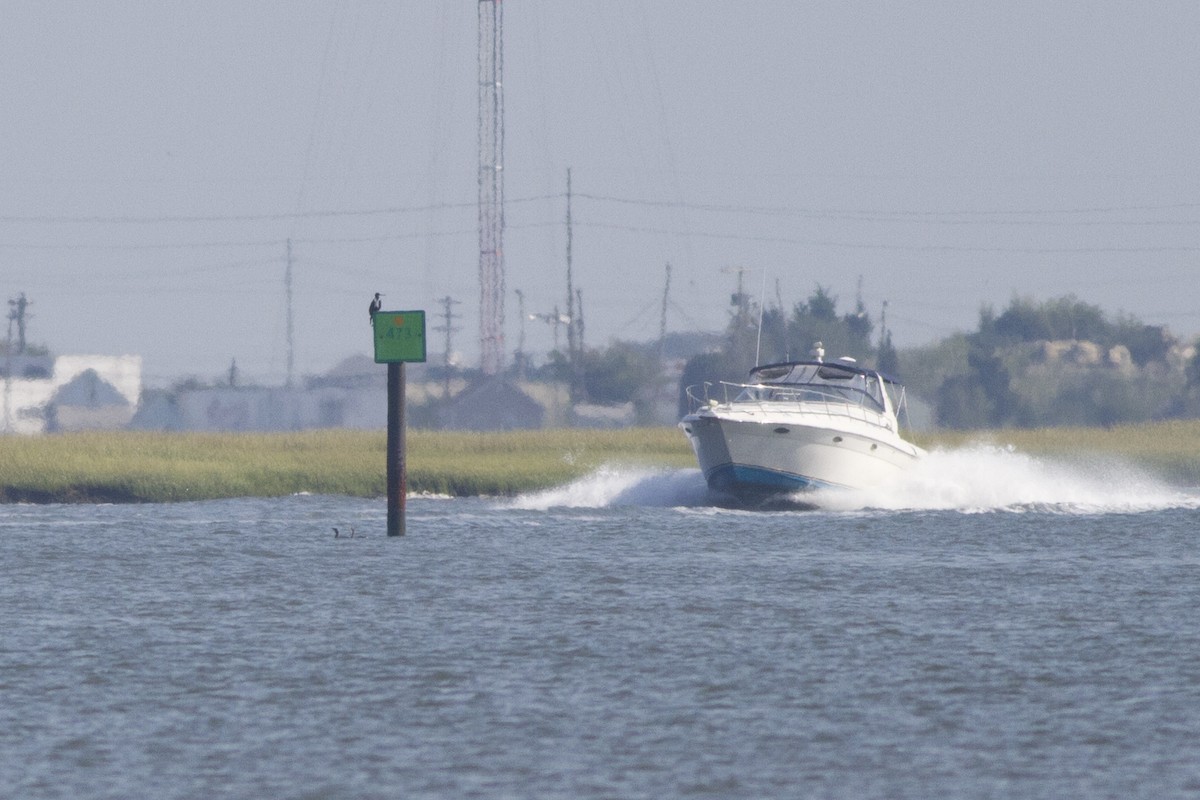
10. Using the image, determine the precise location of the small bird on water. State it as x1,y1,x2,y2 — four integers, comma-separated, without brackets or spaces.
368,292,383,324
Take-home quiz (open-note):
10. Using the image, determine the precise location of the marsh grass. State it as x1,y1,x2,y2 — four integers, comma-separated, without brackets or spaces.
0,428,695,503
1,421,1198,503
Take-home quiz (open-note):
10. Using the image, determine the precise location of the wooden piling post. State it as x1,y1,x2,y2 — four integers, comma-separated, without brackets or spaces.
373,308,426,537
386,362,406,536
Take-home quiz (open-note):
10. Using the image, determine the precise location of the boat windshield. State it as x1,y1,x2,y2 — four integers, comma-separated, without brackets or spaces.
736,363,888,412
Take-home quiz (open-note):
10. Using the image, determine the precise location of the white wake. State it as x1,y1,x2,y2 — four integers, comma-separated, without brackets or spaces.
508,465,710,510
806,445,1200,514
508,448,1200,515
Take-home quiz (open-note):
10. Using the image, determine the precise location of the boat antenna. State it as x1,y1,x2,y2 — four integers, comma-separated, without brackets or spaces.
754,270,767,366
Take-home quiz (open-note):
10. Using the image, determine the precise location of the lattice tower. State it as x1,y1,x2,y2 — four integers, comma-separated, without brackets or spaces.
477,0,505,374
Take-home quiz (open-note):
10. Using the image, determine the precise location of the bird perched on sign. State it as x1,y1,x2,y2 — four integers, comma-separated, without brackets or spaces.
368,293,382,324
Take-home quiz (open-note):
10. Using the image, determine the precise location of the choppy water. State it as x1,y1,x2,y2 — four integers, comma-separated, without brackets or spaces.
4,448,1200,799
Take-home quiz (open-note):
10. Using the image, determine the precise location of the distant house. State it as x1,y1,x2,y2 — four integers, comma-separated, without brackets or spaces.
48,369,138,432
2,354,141,435
127,355,573,433
305,354,386,391
128,389,181,431
165,385,389,432
436,376,545,431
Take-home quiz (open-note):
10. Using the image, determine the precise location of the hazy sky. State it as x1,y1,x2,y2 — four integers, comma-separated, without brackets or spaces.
3,2,1198,386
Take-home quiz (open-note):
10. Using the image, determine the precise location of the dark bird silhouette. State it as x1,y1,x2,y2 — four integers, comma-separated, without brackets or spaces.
368,292,383,324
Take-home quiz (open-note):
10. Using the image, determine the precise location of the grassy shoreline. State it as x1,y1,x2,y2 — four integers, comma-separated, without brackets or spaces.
1,421,1198,504
0,428,695,504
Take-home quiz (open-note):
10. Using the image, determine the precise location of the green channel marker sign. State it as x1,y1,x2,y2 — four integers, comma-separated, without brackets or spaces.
373,310,427,363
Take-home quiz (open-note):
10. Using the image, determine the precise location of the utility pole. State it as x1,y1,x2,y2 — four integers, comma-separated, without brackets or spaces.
531,307,569,352
3,297,14,434
658,263,672,366
8,293,30,355
3,292,31,433
433,295,461,399
575,289,586,355
565,168,578,399
514,289,528,380
285,239,295,388
574,288,588,402
478,0,505,375
722,266,752,327
721,266,754,364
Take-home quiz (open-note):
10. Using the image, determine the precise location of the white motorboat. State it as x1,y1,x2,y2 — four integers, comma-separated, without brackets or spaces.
680,352,924,497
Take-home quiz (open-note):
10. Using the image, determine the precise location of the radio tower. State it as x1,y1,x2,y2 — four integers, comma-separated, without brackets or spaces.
478,0,505,374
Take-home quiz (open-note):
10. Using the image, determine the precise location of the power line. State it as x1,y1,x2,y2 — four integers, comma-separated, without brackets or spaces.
571,191,1200,219
2,188,1198,257
0,228,480,251
1,218,1196,255
0,195,560,225
576,221,1200,254
0,205,470,226
7,191,1200,227
285,239,295,388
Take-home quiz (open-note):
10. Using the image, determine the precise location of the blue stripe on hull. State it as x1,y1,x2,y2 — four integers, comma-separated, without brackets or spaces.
705,463,838,495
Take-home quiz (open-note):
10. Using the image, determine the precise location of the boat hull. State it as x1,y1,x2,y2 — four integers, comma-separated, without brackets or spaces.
680,411,921,496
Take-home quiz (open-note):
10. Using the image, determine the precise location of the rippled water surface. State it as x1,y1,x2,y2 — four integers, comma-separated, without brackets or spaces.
4,456,1200,799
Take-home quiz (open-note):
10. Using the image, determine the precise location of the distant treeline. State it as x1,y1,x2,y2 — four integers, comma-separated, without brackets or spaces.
903,296,1200,429
676,289,1200,430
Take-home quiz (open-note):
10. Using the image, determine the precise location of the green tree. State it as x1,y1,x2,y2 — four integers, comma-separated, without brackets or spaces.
877,329,899,376
544,341,660,406
935,375,993,429
801,285,838,321
785,286,874,364
993,295,1107,343
844,304,873,354
578,342,659,405
1113,320,1172,366
933,306,1025,429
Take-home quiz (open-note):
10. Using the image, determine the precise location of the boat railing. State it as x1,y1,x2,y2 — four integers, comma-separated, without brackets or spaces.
894,385,916,434
736,382,889,413
686,380,896,431
684,382,715,410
